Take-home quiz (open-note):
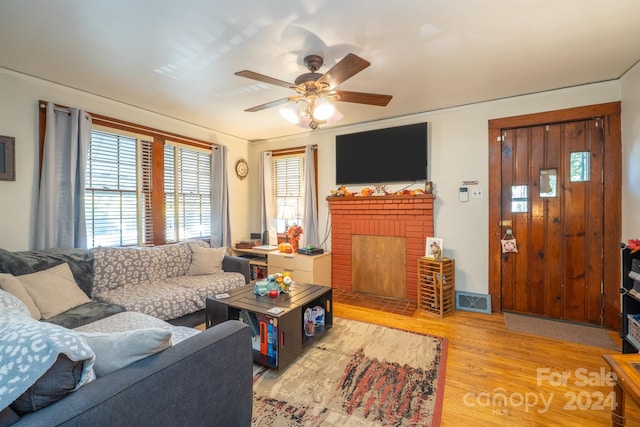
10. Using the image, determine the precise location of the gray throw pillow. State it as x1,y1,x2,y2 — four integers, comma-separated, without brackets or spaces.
78,329,172,377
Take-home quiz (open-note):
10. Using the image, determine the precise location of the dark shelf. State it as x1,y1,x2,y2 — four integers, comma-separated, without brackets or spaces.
621,248,640,353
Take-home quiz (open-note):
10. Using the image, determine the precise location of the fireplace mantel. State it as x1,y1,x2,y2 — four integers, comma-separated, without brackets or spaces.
327,194,434,302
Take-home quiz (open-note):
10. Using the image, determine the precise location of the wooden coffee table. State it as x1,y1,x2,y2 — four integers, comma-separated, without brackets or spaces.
206,283,332,370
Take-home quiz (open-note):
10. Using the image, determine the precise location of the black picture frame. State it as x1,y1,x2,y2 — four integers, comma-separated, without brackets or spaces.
0,135,16,181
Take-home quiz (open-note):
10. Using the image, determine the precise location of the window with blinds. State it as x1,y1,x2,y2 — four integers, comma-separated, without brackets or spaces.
273,154,303,233
164,143,211,242
86,129,145,247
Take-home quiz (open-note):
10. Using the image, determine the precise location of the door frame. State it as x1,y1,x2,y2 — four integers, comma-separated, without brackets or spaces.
488,102,622,329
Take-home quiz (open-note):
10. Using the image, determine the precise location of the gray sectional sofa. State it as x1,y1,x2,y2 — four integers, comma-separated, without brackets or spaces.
0,240,251,329
0,241,253,426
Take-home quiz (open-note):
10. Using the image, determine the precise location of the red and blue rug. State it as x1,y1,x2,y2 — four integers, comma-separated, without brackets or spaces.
252,318,447,426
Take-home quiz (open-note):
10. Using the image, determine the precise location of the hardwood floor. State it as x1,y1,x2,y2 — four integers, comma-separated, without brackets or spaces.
334,302,640,427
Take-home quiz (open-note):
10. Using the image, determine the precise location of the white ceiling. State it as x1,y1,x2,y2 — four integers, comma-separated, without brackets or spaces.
1,0,639,141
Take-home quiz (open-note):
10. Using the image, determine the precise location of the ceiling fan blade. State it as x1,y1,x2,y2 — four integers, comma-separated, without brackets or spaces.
333,90,392,106
235,70,295,89
316,53,370,89
244,97,292,112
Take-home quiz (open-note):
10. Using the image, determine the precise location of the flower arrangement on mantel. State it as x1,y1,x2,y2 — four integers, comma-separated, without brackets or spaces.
329,185,426,197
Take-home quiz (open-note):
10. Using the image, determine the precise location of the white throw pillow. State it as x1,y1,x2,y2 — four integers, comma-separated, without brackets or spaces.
18,263,91,319
188,244,226,276
77,329,172,377
0,273,41,319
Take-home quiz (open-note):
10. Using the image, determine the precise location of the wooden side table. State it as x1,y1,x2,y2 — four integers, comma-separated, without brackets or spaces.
603,353,640,426
417,257,455,317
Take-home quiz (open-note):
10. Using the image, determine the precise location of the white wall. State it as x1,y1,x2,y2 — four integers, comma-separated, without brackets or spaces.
249,81,621,295
0,68,251,251
1,66,630,296
621,61,640,241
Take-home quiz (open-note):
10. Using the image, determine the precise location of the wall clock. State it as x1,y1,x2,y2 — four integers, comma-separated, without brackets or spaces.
235,159,249,179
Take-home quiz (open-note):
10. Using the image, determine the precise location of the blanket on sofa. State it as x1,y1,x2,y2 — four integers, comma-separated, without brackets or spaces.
0,291,95,412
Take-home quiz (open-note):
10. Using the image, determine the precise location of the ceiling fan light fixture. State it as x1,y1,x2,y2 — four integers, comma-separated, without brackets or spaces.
326,108,344,124
279,103,300,124
312,97,335,121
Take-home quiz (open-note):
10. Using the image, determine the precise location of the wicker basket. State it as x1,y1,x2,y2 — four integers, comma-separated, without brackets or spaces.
627,314,640,348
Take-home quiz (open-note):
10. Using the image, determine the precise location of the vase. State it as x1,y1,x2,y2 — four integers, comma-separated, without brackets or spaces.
291,238,299,253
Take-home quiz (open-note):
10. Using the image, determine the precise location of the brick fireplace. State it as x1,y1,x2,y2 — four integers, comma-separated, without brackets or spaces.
327,194,434,302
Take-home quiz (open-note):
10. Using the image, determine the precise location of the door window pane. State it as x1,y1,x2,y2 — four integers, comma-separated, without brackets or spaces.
511,185,528,213
570,152,590,182
540,169,557,198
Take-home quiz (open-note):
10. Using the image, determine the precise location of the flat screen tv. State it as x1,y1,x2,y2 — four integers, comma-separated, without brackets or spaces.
335,122,428,185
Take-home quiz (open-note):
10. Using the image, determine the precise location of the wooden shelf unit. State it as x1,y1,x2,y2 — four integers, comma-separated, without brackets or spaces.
417,257,455,318
232,247,277,280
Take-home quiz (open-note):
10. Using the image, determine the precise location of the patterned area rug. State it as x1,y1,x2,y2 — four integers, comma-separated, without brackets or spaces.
252,318,447,426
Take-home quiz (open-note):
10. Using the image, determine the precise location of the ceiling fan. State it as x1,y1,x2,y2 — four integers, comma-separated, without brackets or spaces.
235,53,392,129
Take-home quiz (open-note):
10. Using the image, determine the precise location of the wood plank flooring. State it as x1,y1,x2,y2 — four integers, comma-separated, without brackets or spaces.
334,302,640,427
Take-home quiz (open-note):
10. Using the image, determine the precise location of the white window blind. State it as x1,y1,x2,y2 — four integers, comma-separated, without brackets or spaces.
86,130,145,247
273,155,303,233
164,143,211,242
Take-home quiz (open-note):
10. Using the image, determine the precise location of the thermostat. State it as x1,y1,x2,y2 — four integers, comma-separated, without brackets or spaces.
459,187,469,202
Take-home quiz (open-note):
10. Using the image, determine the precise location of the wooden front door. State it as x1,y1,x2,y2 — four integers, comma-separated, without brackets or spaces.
488,102,622,330
500,120,604,324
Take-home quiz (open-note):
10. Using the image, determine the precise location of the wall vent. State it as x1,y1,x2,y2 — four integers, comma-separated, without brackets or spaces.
456,291,491,314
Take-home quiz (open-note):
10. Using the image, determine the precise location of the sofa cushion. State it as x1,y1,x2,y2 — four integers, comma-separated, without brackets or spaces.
10,354,84,415
43,300,126,329
77,329,172,377
91,242,193,292
74,311,199,346
18,263,91,319
164,273,246,309
188,244,226,276
93,282,200,321
0,273,41,319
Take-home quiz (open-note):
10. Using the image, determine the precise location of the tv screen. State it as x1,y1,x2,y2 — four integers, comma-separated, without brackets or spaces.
335,122,428,185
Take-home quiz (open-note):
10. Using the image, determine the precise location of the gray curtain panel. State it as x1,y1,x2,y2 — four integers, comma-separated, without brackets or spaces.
259,151,276,245
35,103,91,250
302,145,319,247
211,145,231,248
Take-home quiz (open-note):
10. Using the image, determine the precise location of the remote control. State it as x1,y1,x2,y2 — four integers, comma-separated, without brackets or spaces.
215,293,230,299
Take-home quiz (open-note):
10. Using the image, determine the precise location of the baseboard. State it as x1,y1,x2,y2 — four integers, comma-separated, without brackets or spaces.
455,291,491,314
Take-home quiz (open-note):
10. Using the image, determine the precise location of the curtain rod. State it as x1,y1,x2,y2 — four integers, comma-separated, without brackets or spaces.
39,103,71,115
271,145,317,155
39,101,217,149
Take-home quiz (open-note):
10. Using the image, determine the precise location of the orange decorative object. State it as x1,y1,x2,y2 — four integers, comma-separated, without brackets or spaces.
286,225,303,254
278,242,292,253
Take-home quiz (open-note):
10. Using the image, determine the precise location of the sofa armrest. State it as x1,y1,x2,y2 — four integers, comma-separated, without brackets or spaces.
222,255,251,284
16,321,252,427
